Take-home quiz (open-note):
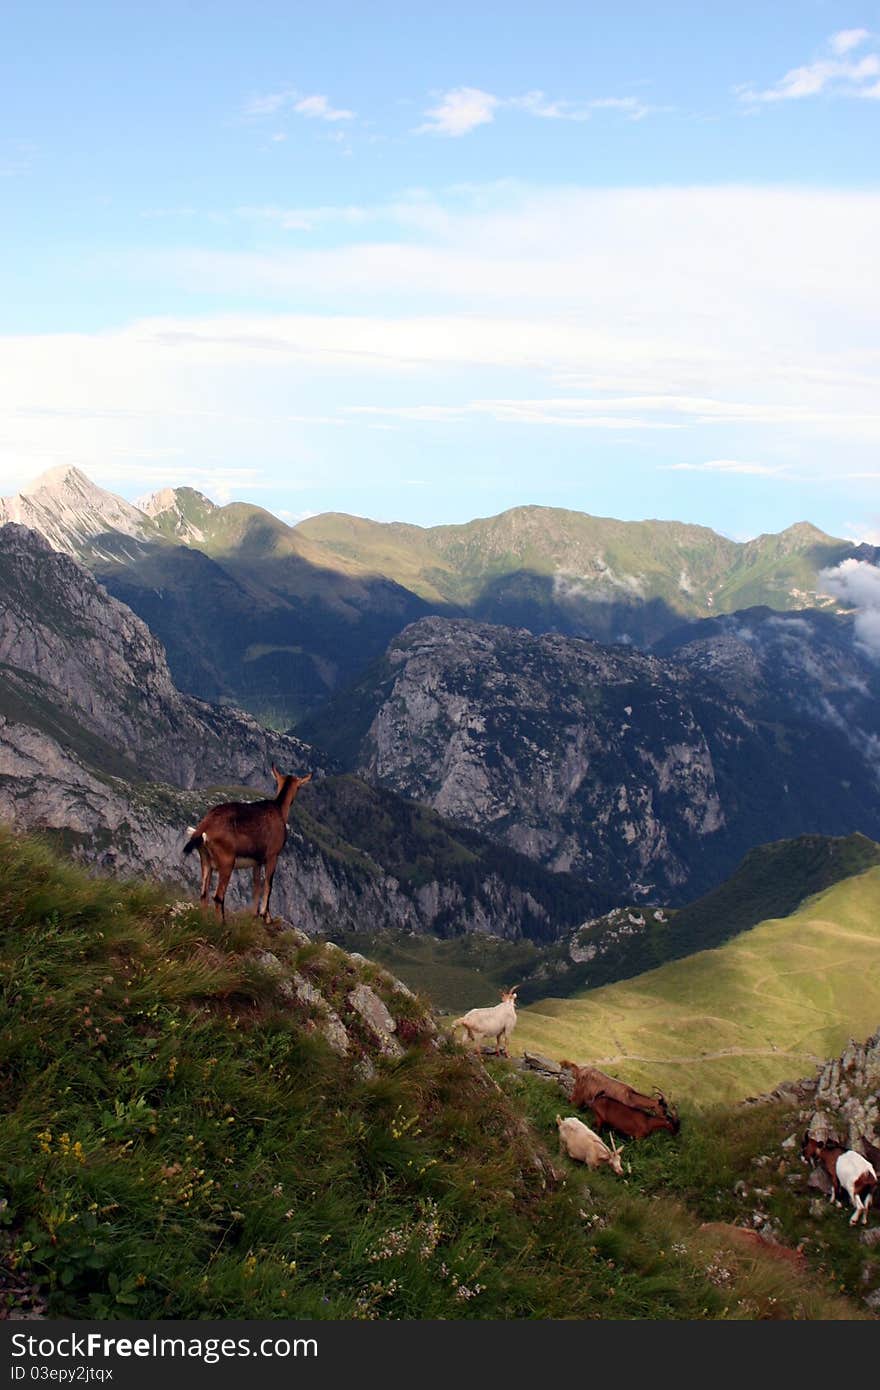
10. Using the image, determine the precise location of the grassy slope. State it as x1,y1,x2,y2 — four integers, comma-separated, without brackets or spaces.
515,867,880,1106
0,830,866,1321
536,833,880,1002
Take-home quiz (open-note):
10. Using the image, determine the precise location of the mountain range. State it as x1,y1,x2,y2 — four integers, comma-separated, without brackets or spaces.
2,464,878,909
0,466,859,727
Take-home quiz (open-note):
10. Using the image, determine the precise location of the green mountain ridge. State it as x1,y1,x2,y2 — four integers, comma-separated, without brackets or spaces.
295,504,852,633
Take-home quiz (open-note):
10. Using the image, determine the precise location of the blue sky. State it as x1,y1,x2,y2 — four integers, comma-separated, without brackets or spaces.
2,1,879,540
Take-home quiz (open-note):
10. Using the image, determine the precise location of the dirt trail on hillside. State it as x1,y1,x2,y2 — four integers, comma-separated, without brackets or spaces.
588,1046,824,1066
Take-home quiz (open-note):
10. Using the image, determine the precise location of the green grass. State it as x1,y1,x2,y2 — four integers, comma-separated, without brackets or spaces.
2,828,870,1320
514,866,880,1105
602,1092,880,1311
492,1065,875,1319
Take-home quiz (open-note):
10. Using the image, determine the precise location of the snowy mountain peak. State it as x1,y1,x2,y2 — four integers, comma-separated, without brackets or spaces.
0,466,155,559
20,464,95,497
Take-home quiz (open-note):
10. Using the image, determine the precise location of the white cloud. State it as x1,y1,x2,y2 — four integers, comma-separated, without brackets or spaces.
345,394,880,436
293,94,355,122
830,28,870,56
244,89,355,121
416,88,500,136
738,31,880,103
514,91,657,121
820,559,880,658
513,91,593,121
662,459,786,476
844,520,880,545
4,184,880,494
346,401,678,429
245,90,292,116
417,87,660,135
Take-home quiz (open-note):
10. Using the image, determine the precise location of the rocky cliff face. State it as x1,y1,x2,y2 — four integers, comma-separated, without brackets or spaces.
0,523,313,788
0,524,599,941
656,606,880,762
326,615,880,901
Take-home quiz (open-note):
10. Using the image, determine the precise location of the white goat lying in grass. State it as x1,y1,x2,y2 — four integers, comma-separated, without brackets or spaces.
556,1115,625,1175
452,988,518,1056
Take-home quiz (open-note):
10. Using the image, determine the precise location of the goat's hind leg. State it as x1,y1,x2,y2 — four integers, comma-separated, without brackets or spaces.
251,865,263,918
213,859,233,922
198,849,213,908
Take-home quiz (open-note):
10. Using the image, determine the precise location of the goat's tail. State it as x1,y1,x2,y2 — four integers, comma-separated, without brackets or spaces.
183,824,203,857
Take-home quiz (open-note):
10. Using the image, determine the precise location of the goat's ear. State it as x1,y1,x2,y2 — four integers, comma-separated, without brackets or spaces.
299,772,312,785
271,765,284,788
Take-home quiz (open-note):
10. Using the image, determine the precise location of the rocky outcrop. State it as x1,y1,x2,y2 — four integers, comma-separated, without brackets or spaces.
744,1028,880,1159
347,983,404,1058
807,1032,880,1155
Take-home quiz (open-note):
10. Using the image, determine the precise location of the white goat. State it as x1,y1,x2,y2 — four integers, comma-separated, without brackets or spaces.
556,1115,625,1175
452,988,518,1056
835,1150,877,1226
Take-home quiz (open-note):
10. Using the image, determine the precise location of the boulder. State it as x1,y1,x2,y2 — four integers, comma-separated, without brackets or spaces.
347,984,404,1058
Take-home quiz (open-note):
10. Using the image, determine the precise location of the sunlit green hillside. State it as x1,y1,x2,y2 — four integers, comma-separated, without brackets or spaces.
515,867,880,1105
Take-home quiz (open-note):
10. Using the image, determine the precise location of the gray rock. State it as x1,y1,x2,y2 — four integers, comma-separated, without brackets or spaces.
319,1012,350,1057
808,1168,833,1196
345,613,880,903
291,972,325,1010
346,984,404,1058
253,950,283,975
523,1052,562,1075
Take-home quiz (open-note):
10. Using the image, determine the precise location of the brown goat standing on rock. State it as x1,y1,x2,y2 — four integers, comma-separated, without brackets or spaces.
183,768,311,922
